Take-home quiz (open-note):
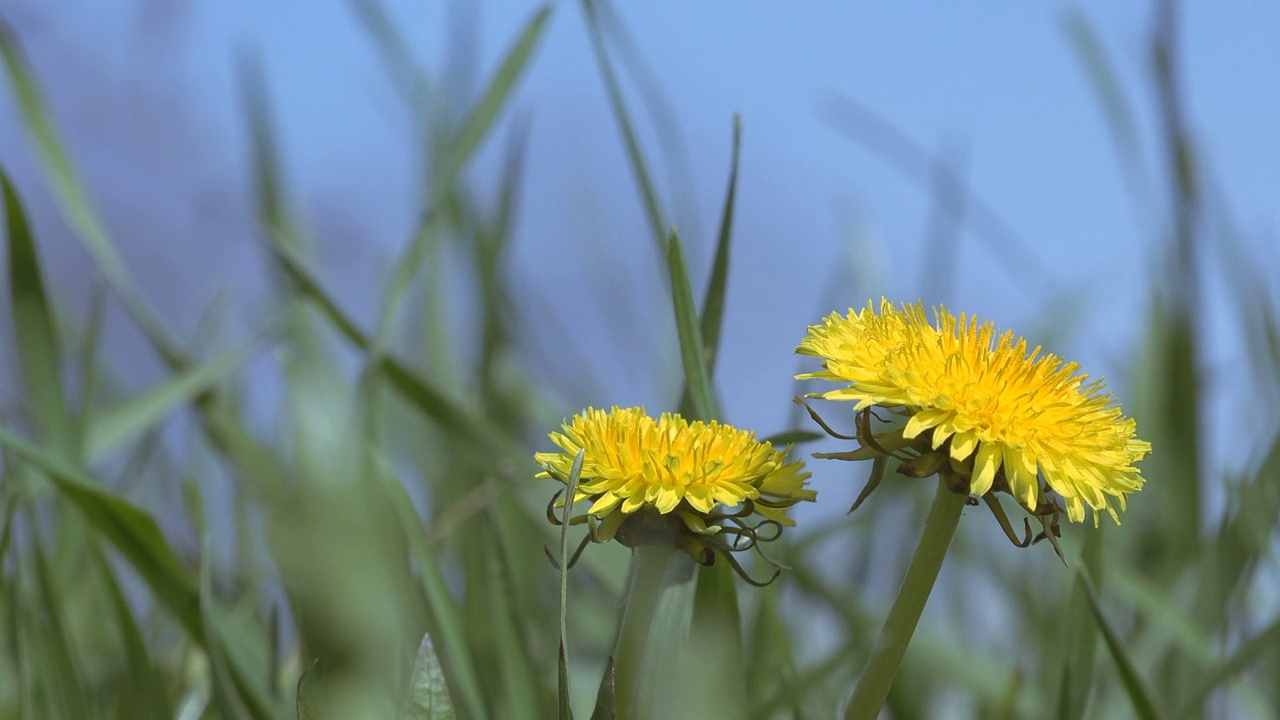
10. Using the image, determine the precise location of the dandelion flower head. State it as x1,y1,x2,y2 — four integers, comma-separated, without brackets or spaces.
797,299,1151,525
535,407,814,563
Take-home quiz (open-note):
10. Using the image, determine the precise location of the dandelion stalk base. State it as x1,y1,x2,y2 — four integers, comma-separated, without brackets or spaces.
845,478,966,720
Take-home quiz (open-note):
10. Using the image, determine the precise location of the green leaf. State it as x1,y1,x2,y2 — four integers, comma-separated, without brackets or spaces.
0,24,182,366
1078,569,1164,720
667,230,718,421
3,169,75,458
401,633,458,720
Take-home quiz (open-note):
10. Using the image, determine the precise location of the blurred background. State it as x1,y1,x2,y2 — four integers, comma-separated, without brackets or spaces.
2,1,1279,718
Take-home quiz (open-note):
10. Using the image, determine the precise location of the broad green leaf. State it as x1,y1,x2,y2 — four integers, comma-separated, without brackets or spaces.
1079,569,1164,720
667,230,718,421
401,633,457,720
3,169,75,458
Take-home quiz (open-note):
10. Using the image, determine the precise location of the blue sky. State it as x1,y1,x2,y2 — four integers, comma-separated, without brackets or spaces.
2,1,1278,483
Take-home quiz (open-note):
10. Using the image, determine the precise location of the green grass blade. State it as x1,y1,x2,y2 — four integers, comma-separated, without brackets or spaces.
30,529,93,720
1060,8,1151,218
85,322,281,462
558,449,584,720
436,5,550,191
375,458,487,720
1078,569,1164,720
401,633,458,720
0,24,182,366
588,658,616,720
3,169,75,458
667,230,718,421
0,426,201,639
1177,615,1280,718
90,543,171,719
579,0,665,252
698,114,741,374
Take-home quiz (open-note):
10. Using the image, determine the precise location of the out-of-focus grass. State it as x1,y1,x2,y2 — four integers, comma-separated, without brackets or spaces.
0,1,1278,718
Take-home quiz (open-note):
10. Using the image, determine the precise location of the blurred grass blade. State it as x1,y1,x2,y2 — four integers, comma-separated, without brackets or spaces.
667,229,718,421
3,168,76,458
580,0,665,252
559,450,585,720
0,24,182,365
1060,8,1151,217
401,633,457,720
30,529,92,720
1078,569,1164,720
1055,527,1102,720
91,543,172,719
85,321,281,462
589,658,616,720
699,114,741,374
436,5,550,190
1177,615,1280,718
689,562,745,719
376,458,487,720
0,426,201,638
267,238,514,455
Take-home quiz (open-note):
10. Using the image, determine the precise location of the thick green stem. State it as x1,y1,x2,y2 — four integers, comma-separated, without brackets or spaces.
612,543,681,719
845,478,967,720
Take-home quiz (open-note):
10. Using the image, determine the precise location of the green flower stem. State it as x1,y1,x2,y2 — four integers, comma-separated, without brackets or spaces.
612,542,684,719
845,478,967,720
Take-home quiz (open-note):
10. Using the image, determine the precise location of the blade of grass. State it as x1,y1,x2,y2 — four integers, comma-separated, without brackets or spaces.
698,114,741,373
90,542,171,719
588,658,616,720
558,449,585,720
579,0,666,253
85,319,282,462
435,5,549,192
667,229,718,421
0,426,200,636
3,169,76,458
30,527,93,720
374,455,487,720
0,24,182,366
1078,568,1164,720
1177,615,1280,718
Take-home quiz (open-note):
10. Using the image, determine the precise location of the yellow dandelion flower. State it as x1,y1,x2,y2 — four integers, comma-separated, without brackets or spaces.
797,299,1151,526
535,407,815,565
